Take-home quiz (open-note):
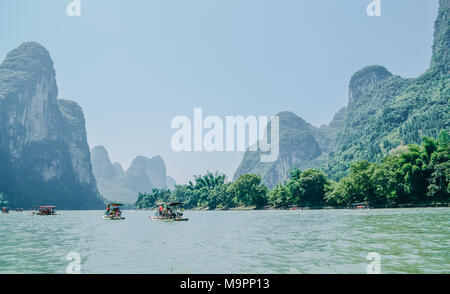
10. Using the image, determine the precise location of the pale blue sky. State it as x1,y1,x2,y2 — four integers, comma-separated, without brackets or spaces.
0,0,440,184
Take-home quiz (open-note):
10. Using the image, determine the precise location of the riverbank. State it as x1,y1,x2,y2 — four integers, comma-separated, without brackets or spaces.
135,202,449,211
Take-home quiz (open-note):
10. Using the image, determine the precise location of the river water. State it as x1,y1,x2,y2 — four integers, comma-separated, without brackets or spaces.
0,208,448,273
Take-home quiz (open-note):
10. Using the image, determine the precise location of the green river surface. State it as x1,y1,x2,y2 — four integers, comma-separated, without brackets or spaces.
0,208,449,273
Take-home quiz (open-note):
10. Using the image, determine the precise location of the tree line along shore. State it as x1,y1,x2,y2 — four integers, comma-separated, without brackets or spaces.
135,130,450,211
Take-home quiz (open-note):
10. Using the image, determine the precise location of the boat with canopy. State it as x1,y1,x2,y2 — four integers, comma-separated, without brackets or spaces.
103,202,125,220
150,202,188,222
34,206,57,215
350,202,370,209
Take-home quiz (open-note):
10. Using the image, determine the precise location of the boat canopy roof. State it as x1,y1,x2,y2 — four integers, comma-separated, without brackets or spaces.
107,203,123,206
351,202,366,206
156,201,184,206
169,202,184,206
37,206,56,208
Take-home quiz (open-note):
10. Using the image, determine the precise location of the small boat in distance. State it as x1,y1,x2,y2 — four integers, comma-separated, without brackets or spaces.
34,206,57,215
350,202,370,209
103,203,125,220
150,202,188,222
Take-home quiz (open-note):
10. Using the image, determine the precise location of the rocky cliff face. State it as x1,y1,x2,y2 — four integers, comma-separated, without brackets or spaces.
91,145,117,180
0,42,104,209
431,0,450,73
91,145,174,203
233,111,327,188
347,66,392,105
235,0,449,186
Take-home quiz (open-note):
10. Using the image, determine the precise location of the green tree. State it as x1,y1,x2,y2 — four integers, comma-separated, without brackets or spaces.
325,132,450,207
324,181,342,207
370,156,403,206
171,185,197,209
397,141,433,203
427,130,450,203
207,182,234,209
166,172,228,209
0,193,8,206
230,174,268,208
286,169,329,208
192,172,226,208
193,172,226,190
325,161,374,207
268,183,289,208
135,189,170,209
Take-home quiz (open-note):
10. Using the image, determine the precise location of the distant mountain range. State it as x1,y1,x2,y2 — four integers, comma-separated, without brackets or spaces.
91,145,175,204
234,0,449,188
0,42,104,209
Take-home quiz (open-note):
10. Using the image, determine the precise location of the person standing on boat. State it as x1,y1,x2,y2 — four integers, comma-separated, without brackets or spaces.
159,205,163,216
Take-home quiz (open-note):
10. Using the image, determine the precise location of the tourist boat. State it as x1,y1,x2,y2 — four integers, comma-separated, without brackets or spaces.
350,202,370,209
103,203,125,220
150,202,188,222
34,206,57,215
2,207,9,214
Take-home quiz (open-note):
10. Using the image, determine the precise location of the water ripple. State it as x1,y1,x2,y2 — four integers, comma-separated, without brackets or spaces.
0,208,449,273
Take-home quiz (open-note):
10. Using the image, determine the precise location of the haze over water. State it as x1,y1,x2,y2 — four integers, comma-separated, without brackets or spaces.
0,208,449,274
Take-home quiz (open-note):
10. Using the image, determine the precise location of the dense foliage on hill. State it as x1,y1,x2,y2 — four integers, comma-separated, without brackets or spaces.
323,63,449,181
136,132,449,210
235,0,449,186
325,131,450,207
